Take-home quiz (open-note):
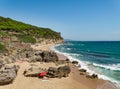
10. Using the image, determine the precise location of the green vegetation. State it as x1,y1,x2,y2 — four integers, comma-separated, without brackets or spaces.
0,16,63,40
17,35,36,44
0,16,63,52
0,42,6,52
0,31,9,36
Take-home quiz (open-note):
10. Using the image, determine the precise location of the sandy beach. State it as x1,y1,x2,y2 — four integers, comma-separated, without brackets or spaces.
0,43,117,89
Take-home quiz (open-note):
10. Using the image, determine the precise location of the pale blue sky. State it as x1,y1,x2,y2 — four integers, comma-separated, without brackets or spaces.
0,0,120,41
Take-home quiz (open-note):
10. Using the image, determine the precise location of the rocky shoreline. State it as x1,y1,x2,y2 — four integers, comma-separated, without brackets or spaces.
0,43,118,89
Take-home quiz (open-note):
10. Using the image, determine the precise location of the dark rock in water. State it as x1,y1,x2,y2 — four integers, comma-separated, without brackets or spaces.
0,65,19,85
72,61,78,65
47,65,71,78
41,51,58,62
86,74,98,79
23,67,45,77
79,69,87,72
91,74,98,78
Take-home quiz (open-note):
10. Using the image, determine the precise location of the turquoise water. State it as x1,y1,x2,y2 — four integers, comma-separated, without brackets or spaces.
54,41,120,84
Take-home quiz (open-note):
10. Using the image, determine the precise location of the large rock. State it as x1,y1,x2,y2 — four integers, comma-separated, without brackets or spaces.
57,65,71,78
47,65,71,78
23,67,45,77
40,51,58,62
27,50,59,63
0,65,19,85
47,67,59,78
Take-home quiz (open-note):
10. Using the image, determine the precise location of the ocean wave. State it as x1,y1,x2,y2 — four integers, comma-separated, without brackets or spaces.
93,63,120,71
51,46,120,85
67,48,71,50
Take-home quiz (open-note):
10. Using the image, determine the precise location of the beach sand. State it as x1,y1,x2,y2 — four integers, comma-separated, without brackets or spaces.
0,43,116,89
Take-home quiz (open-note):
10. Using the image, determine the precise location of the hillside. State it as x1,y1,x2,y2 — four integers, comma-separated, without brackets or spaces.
0,16,63,42
0,16,63,51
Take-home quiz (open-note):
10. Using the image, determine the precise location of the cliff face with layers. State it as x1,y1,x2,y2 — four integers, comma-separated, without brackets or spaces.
0,16,64,51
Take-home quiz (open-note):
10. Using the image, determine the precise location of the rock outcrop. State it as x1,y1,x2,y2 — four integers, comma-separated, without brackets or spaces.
41,51,58,62
26,50,58,63
47,65,71,78
0,65,19,85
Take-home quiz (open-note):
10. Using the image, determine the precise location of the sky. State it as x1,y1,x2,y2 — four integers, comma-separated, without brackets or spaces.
0,0,120,41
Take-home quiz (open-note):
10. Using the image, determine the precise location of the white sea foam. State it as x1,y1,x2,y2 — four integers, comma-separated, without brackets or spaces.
51,45,120,87
67,48,71,50
93,63,120,71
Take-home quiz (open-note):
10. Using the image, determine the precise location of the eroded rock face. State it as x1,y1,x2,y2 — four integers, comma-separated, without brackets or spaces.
47,65,71,78
0,65,19,85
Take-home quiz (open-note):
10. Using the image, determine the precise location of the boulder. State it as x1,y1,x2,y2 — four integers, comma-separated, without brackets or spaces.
0,65,19,85
40,51,58,62
79,69,87,72
47,65,71,78
26,50,58,63
72,61,78,65
23,67,45,77
57,65,71,78
47,67,58,78
66,58,70,63
86,74,98,79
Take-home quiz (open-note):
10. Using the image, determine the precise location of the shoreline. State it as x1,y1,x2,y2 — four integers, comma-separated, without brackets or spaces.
51,43,119,89
0,43,118,89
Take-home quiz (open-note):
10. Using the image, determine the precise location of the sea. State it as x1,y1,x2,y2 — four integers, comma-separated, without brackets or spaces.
52,41,120,87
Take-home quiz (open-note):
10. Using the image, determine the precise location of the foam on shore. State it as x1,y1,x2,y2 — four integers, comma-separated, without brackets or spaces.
51,44,120,89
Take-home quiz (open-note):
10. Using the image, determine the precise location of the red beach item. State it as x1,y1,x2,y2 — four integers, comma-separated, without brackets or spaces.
39,72,47,77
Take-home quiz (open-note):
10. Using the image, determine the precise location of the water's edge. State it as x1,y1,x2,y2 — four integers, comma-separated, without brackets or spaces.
51,44,120,89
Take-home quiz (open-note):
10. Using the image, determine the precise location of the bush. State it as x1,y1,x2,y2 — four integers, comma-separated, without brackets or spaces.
0,43,6,52
17,35,36,44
